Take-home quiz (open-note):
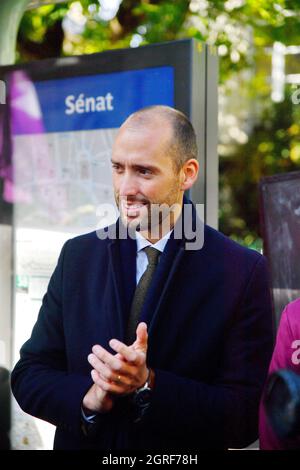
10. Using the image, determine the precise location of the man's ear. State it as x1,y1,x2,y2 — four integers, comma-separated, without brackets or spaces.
180,159,199,191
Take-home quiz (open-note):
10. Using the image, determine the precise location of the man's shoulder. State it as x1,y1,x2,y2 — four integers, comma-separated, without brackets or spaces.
64,224,118,254
67,224,117,245
67,229,100,244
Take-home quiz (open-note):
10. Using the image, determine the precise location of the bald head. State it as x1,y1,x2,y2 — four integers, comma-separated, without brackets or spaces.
120,106,198,172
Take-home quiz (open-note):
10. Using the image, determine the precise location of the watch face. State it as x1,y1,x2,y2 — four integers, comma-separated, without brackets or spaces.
135,388,152,407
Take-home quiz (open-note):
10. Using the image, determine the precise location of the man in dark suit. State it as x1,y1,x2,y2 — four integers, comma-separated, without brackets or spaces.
11,106,273,450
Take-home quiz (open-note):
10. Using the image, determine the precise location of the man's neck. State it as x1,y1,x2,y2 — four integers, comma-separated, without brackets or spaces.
138,227,172,244
139,202,183,243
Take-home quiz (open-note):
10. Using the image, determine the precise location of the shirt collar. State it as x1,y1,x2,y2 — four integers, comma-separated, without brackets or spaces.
135,229,173,254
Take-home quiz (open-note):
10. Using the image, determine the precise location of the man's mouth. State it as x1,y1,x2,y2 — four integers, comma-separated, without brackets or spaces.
121,200,148,217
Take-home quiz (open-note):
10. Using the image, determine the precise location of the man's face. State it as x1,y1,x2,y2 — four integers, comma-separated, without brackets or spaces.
111,120,183,235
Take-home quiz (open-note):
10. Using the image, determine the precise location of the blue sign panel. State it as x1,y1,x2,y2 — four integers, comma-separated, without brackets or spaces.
12,66,174,135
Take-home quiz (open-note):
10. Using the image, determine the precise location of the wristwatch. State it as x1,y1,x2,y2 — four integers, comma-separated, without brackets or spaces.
133,369,154,422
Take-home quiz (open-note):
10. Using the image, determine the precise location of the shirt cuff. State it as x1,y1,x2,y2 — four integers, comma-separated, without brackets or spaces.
81,406,97,424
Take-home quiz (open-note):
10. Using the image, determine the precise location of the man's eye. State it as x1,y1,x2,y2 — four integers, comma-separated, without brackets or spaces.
112,164,122,172
139,168,151,175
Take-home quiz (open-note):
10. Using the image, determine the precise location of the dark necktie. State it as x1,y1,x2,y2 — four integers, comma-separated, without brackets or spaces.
125,246,160,345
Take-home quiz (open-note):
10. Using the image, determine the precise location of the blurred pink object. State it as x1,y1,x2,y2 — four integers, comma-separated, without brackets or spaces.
259,298,300,449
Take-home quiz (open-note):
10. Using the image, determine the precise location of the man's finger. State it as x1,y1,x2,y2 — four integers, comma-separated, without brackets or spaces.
133,322,148,351
92,344,123,370
91,369,124,394
109,339,138,362
88,352,136,379
88,354,118,382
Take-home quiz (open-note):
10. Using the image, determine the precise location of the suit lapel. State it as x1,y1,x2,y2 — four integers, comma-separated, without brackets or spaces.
140,195,202,339
145,238,185,337
139,209,186,335
118,234,137,330
107,222,137,342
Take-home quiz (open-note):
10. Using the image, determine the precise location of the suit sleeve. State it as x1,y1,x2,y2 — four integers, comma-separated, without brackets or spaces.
11,241,93,437
143,255,274,449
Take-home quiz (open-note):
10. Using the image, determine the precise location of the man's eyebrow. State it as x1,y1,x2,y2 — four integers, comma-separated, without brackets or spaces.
132,163,159,172
110,159,159,172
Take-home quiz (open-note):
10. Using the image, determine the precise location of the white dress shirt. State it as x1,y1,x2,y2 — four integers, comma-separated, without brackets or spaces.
135,229,173,284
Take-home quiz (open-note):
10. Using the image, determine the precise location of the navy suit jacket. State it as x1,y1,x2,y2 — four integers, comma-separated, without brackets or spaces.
11,198,274,450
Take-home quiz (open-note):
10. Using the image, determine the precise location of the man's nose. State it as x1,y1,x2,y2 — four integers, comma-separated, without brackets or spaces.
119,173,139,196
